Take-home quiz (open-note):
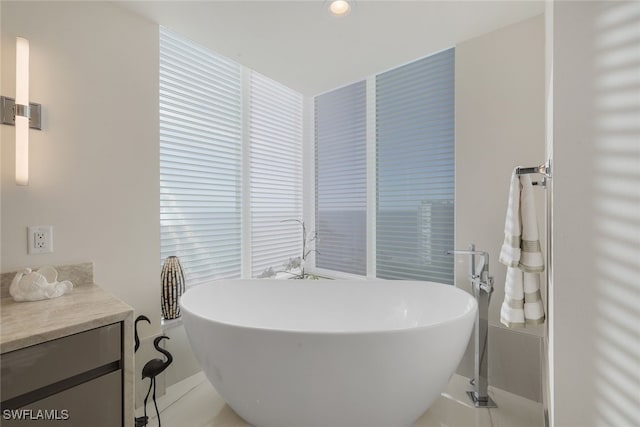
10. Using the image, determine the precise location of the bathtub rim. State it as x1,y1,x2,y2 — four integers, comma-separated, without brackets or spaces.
180,279,477,336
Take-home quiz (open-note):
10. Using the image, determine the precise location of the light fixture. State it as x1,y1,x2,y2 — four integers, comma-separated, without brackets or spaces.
1,37,42,186
329,0,351,16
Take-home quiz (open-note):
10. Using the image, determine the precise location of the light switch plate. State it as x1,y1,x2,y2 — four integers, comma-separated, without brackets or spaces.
28,225,53,254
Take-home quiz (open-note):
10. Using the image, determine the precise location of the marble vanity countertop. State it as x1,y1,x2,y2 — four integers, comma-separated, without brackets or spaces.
0,283,133,354
0,263,133,354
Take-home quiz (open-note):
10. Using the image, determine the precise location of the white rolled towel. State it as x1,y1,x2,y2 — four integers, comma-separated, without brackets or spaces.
523,272,545,324
500,268,545,327
500,267,525,327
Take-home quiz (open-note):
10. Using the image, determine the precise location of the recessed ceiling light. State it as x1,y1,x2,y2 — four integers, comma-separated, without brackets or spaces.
329,0,351,16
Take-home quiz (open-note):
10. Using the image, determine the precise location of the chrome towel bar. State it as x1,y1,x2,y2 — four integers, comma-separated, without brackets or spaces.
516,160,552,187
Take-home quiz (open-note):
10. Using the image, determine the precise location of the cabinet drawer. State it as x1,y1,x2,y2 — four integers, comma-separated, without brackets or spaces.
1,323,121,402
1,370,122,427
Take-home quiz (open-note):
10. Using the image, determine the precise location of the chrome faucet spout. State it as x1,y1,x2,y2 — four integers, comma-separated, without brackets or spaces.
446,249,489,266
446,249,486,256
446,249,490,285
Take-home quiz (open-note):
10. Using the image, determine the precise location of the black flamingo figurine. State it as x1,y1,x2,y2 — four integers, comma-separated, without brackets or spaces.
142,336,173,427
134,315,151,352
134,315,151,427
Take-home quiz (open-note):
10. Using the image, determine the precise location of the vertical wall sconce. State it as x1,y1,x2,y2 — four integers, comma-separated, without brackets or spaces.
1,37,42,186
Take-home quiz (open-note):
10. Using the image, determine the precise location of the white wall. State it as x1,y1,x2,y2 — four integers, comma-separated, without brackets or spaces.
1,0,162,407
1,1,160,335
552,1,640,426
455,15,546,402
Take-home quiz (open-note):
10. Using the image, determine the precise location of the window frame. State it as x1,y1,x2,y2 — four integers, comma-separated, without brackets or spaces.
160,27,304,285
307,48,455,283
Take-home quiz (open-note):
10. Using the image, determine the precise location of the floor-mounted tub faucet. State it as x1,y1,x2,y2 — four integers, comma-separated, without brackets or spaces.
447,243,497,408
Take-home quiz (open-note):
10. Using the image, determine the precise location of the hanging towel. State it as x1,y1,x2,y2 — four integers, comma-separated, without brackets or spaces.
499,168,545,327
518,174,544,272
499,169,522,267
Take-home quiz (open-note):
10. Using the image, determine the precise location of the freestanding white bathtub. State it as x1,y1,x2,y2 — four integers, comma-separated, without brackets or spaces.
181,279,476,427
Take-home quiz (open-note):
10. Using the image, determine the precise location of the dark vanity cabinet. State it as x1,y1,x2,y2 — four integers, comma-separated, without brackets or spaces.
1,322,125,426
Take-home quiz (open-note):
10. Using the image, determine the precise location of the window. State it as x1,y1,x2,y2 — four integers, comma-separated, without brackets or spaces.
249,72,304,277
160,28,303,285
315,81,368,275
160,27,243,286
376,48,455,283
313,49,455,283
160,25,452,285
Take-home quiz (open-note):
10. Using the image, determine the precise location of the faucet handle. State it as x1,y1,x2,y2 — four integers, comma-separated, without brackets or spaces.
482,276,494,294
447,246,491,287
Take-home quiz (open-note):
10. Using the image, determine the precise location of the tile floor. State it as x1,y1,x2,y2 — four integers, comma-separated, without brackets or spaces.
135,372,543,427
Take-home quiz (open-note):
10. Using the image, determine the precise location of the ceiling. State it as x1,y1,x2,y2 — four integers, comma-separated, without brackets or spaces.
117,1,545,96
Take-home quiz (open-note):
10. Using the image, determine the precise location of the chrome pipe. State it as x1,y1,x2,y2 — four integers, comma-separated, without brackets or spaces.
447,244,496,408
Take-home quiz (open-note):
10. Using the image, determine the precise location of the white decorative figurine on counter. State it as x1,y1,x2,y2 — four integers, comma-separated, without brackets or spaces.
9,266,73,302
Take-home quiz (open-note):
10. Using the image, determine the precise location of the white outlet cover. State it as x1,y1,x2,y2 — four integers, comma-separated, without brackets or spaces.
28,225,53,254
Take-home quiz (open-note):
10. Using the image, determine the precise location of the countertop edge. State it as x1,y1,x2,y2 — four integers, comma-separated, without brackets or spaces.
0,309,134,354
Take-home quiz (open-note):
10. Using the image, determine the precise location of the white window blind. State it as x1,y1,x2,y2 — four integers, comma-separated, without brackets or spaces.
160,27,242,287
376,48,455,284
315,81,367,275
249,71,304,277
